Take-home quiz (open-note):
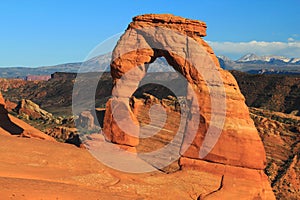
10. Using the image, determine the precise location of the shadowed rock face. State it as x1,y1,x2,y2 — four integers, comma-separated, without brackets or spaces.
0,104,24,135
0,91,55,141
0,92,23,135
102,14,275,199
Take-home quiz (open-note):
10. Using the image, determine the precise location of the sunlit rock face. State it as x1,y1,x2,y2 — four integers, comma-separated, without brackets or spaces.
102,14,275,199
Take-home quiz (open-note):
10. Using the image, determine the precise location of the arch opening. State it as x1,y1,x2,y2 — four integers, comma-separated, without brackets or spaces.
130,58,190,172
103,24,227,172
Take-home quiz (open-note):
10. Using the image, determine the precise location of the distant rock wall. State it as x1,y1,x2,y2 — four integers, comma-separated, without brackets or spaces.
51,72,77,80
231,70,300,114
25,75,51,81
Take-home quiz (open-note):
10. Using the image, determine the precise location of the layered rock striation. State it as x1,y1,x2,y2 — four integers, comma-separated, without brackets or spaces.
102,14,275,199
15,99,54,121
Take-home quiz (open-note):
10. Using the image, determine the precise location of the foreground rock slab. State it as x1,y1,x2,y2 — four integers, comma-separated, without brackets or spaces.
0,134,275,199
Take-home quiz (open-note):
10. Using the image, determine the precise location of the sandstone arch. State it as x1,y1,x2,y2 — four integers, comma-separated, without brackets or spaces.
103,14,266,170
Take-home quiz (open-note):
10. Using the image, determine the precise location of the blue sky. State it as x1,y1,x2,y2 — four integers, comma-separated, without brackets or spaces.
0,0,300,67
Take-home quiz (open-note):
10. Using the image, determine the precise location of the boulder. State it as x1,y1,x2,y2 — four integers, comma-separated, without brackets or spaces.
77,110,100,131
15,99,53,121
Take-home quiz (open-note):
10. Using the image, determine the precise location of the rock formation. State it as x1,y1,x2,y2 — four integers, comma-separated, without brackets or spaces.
15,99,53,121
25,75,51,81
45,126,77,140
0,133,271,199
251,107,300,199
273,155,300,199
0,92,5,105
0,78,27,92
231,70,300,114
102,14,275,199
4,99,17,112
77,110,100,131
0,91,55,141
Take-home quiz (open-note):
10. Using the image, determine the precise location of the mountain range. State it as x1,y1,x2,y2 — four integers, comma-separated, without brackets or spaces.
0,54,175,78
218,53,300,74
0,53,300,78
236,53,300,63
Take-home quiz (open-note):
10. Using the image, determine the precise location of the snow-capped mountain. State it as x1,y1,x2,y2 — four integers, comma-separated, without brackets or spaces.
236,53,299,63
290,58,300,63
217,53,300,74
237,53,261,62
1,52,300,78
217,55,232,62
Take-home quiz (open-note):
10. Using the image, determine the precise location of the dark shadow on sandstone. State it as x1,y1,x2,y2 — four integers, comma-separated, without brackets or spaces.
0,104,24,135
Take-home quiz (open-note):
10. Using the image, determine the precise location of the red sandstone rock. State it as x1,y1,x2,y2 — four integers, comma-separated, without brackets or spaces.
250,107,300,199
273,155,300,199
4,100,17,112
180,157,275,199
0,134,273,199
25,75,51,81
0,78,27,92
104,98,139,146
130,14,207,37
0,92,5,106
104,13,266,168
77,110,99,131
0,91,55,141
102,14,274,199
15,99,53,121
45,126,77,141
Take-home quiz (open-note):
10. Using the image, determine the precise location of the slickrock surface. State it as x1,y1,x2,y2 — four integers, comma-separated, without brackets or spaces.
103,14,275,198
0,134,275,199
